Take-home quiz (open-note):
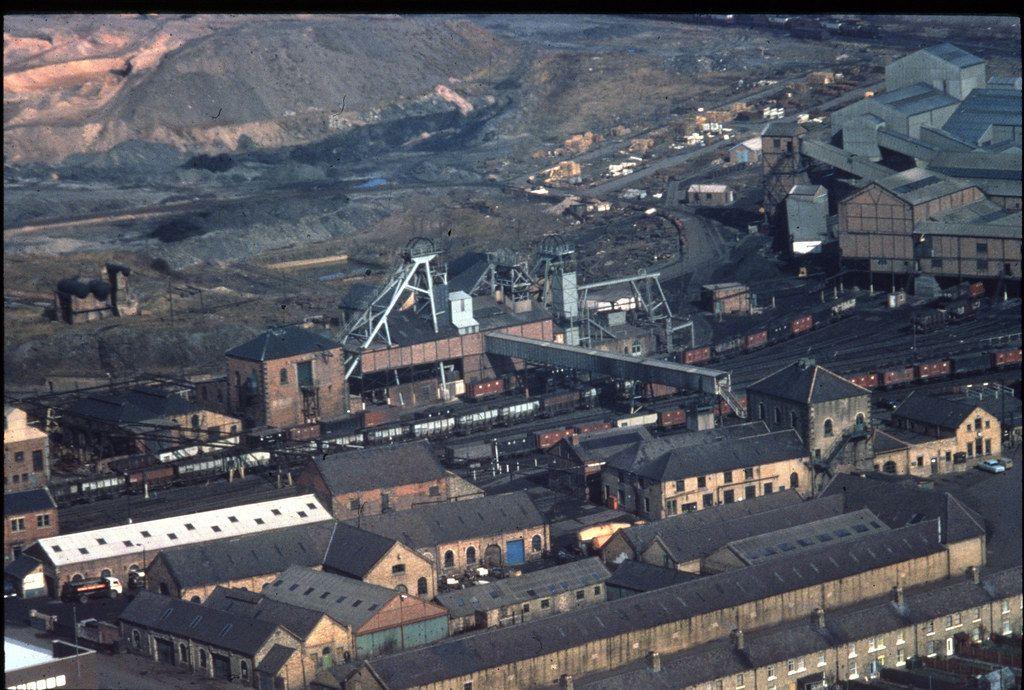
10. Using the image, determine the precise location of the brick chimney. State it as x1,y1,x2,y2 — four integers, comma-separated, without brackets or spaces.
816,607,826,629
968,566,980,584
648,651,662,673
733,628,745,651
559,674,574,690
893,584,904,606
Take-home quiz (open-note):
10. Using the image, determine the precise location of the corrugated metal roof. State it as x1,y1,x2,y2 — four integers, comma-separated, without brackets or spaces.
942,87,1023,145
921,42,985,68
34,494,330,568
876,83,959,116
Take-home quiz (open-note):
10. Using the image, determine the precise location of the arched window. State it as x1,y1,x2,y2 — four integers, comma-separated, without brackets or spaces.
773,408,782,425
444,550,455,568
190,596,201,603
199,649,207,668
823,419,834,437
101,568,112,578
417,577,428,595
466,546,476,564
191,415,200,431
132,629,141,648
280,368,288,384
791,412,799,429
883,461,897,474
179,643,188,664
758,403,765,420
856,413,865,426
531,535,543,552
71,573,83,582
790,472,800,489
395,584,408,594
240,660,249,682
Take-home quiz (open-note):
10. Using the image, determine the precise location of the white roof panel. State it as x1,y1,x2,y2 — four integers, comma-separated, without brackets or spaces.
36,494,330,568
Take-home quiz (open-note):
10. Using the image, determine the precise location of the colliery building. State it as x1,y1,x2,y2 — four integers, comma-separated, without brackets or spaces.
349,492,549,576
4,405,50,493
25,493,330,595
322,521,438,599
319,481,1000,690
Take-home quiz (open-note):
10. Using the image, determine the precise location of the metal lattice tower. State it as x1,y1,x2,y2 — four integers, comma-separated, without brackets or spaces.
342,237,446,380
477,248,536,304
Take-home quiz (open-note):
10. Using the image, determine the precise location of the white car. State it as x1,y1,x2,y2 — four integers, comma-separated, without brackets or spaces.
975,459,1007,474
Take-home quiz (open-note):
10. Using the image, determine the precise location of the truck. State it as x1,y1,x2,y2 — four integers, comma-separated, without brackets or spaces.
60,576,123,604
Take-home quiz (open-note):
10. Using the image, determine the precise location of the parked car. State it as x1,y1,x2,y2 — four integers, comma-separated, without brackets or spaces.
975,459,1007,474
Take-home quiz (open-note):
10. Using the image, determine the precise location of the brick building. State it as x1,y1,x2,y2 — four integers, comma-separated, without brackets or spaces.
888,392,1002,469
25,494,330,596
351,493,549,576
746,360,874,472
226,326,347,430
701,282,752,315
600,424,810,519
297,441,450,519
4,638,97,690
437,558,610,634
687,183,735,206
4,488,58,564
4,405,49,493
53,263,138,325
322,522,437,599
145,521,336,603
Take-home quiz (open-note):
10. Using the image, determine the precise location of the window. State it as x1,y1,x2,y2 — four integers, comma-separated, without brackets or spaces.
764,482,773,494
767,666,776,680
428,485,440,497
132,629,142,648
594,586,602,595
32,450,44,471
280,368,288,384
444,551,455,568
849,643,857,657
240,660,249,682
926,641,937,657
848,660,857,679
976,242,988,254
576,590,585,600
817,651,826,667
349,498,359,512
466,546,477,564
758,403,765,420
972,608,982,621
675,480,685,493
14,451,24,463
787,659,796,674
532,535,543,552
1001,600,1010,613
697,476,707,488
945,637,954,656
743,468,754,480
540,598,550,609
643,497,650,513
417,577,428,595
665,499,677,515
723,470,733,483
735,674,745,688
10,518,24,532
522,603,530,613
925,620,934,635
790,472,799,489
254,518,264,525
463,683,473,690
179,643,188,664
723,489,734,504
37,513,52,527
823,419,834,437
228,516,238,523
703,493,714,508
392,564,406,574
897,647,905,665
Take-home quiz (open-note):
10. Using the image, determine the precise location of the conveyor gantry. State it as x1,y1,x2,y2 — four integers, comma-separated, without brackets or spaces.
485,333,744,416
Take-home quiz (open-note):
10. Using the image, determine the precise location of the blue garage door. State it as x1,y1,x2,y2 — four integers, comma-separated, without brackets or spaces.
505,539,525,566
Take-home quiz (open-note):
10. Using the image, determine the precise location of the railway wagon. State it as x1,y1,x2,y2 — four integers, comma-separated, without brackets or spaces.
574,421,613,436
657,409,687,429
646,383,678,399
466,378,505,401
616,413,659,428
683,346,712,365
915,360,952,381
714,395,748,417
968,282,985,298
912,309,946,333
993,348,1022,368
714,336,744,358
881,366,916,388
743,330,768,352
831,298,857,317
362,408,398,428
288,423,321,442
539,389,581,417
534,427,574,450
790,314,814,336
126,464,175,491
952,352,991,376
848,372,880,389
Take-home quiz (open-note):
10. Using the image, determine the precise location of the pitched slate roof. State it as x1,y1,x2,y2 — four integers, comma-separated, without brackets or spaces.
892,392,981,430
354,520,944,688
605,560,698,594
609,490,805,557
349,493,545,550
922,42,985,68
262,565,399,630
747,360,868,404
604,428,806,482
761,120,804,137
322,522,401,579
155,521,335,589
437,558,611,618
4,554,43,580
226,326,341,362
119,590,288,656
204,586,325,639
821,473,986,544
256,644,297,675
311,441,447,496
871,427,910,453
634,494,845,566
721,509,887,566
3,488,56,516
66,385,195,425
875,168,977,206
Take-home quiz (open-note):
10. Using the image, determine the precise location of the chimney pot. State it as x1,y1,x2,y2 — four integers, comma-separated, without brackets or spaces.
893,584,904,606
968,566,980,584
733,628,745,650
816,607,826,629
648,651,661,673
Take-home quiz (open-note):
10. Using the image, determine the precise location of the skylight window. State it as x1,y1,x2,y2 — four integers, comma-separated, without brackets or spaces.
168,533,178,540
79,548,89,554
228,516,239,523
52,545,62,552
96,538,107,545
211,525,222,533
140,531,151,538
271,509,282,516
304,588,315,596
297,511,308,518
185,524,196,531
255,518,265,525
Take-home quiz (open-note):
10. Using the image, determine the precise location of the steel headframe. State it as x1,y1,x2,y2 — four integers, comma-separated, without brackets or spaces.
576,269,674,348
342,238,445,380
532,235,576,307
476,248,536,303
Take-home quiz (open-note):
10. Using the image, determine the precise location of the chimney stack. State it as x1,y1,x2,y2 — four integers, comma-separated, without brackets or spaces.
816,607,826,629
648,651,662,673
893,584,904,606
733,628,745,651
968,566,980,585
559,674,574,690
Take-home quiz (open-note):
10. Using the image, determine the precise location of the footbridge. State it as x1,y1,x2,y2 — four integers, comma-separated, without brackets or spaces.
485,333,746,416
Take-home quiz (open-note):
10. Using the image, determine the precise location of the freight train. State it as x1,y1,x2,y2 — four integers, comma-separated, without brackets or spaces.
845,347,1022,391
